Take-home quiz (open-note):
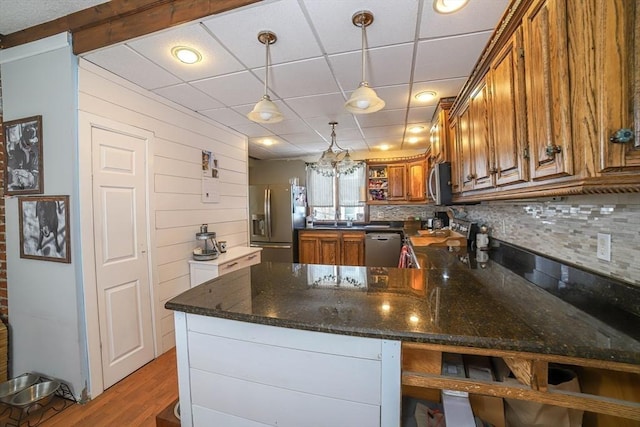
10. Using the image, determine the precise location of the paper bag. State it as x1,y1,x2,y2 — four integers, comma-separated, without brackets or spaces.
505,367,583,427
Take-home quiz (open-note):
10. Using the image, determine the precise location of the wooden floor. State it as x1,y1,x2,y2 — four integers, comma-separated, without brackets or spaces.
5,348,178,427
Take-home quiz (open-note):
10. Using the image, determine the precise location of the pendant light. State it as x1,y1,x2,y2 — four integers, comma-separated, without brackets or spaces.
248,31,283,124
345,11,385,114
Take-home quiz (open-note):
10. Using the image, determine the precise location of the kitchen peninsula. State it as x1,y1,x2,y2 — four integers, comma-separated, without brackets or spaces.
166,243,640,426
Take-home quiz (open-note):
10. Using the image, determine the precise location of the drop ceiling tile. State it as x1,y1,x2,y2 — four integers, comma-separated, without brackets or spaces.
414,32,493,82
329,43,414,90
280,132,326,145
407,106,437,124
153,83,224,111
127,23,245,82
230,122,275,138
304,0,419,54
420,0,509,39
199,106,249,126
360,125,406,139
284,93,346,119
202,0,322,68
83,44,181,90
304,115,359,132
191,71,266,106
366,134,406,148
354,108,407,128
260,117,314,135
410,77,468,107
259,57,341,99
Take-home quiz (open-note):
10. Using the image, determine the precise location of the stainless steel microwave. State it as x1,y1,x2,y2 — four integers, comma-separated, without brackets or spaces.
427,162,453,206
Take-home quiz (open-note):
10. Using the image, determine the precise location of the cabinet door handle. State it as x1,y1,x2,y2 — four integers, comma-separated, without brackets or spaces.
609,128,634,144
226,262,239,268
247,255,257,260
538,144,562,165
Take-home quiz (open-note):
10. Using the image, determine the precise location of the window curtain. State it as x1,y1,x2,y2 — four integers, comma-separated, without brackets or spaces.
306,164,333,207
338,162,366,207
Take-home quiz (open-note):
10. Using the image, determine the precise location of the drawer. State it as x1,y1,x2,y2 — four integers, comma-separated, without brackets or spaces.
218,251,261,276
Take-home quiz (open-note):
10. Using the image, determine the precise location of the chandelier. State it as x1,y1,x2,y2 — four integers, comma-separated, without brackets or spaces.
317,122,354,173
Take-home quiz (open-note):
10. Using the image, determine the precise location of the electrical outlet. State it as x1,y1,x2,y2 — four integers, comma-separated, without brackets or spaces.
596,233,611,262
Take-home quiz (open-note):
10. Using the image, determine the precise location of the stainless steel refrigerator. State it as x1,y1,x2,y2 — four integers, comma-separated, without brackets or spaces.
250,184,306,262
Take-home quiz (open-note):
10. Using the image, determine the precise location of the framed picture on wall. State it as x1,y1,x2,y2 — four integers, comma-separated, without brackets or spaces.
3,115,44,195
18,195,70,263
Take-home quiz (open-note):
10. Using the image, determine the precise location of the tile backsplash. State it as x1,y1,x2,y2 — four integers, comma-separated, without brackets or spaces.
371,194,640,286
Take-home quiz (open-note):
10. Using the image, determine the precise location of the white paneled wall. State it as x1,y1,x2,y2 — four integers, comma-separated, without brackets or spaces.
78,59,248,354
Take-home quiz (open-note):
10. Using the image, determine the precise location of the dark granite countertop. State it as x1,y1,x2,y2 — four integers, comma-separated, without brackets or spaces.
166,246,640,365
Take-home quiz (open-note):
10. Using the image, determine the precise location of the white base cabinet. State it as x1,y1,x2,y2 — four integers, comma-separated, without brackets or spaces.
174,313,401,427
188,247,261,287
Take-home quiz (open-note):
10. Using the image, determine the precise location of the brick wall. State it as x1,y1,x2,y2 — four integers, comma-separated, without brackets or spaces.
0,74,7,321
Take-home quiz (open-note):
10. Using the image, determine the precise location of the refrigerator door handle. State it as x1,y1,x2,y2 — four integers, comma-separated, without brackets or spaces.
266,188,272,239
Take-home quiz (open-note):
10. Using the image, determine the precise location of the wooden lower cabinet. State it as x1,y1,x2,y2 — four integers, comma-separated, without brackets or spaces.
402,342,640,426
299,230,365,266
341,232,365,266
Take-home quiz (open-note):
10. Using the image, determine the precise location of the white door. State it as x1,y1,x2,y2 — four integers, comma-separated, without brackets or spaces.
92,127,154,389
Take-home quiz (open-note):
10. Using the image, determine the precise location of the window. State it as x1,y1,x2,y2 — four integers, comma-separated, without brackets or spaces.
306,162,366,222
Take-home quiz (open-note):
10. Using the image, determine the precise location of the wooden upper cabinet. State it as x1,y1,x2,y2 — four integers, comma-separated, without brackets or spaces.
522,0,573,180
407,159,426,201
469,80,493,189
596,0,640,172
458,104,475,192
387,164,407,200
366,156,427,203
429,98,455,164
488,28,529,187
448,117,461,194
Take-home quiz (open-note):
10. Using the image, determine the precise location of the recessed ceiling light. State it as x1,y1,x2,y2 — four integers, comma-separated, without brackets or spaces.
415,91,437,103
262,138,275,146
433,0,469,14
171,46,202,64
379,144,390,151
408,125,425,134
408,137,420,144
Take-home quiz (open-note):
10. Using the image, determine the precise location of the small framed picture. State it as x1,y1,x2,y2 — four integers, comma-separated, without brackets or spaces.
19,195,71,263
3,115,44,195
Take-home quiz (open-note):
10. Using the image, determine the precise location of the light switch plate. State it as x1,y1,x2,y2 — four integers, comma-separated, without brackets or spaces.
596,233,611,262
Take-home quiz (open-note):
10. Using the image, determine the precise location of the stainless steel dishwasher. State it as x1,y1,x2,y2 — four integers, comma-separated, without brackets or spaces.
365,232,402,267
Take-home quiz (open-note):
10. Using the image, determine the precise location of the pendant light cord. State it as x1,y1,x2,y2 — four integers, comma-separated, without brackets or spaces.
360,13,366,84
264,37,270,97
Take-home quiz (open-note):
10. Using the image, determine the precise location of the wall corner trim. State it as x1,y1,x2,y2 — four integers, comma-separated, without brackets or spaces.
0,32,71,65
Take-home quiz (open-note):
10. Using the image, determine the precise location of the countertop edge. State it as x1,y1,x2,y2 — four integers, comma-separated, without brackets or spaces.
164,300,639,366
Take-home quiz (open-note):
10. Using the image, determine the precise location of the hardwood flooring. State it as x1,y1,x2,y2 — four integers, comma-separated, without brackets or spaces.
4,348,178,427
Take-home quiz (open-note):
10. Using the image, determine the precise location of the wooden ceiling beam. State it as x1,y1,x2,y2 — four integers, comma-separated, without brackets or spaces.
0,0,260,54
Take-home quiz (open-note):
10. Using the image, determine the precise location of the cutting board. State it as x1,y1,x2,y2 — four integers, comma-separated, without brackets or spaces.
409,231,467,247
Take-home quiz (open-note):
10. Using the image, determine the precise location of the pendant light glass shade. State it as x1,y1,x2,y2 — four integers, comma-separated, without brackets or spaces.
345,82,385,113
248,31,283,124
248,95,282,123
345,11,385,115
